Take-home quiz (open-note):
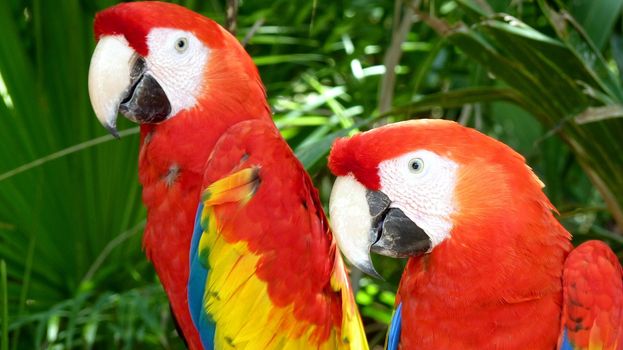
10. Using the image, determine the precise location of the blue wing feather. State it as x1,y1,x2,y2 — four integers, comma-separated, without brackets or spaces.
387,302,402,350
560,328,573,350
188,202,215,349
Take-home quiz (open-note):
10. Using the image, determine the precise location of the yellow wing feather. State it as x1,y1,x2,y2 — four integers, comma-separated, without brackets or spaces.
330,249,368,349
196,167,368,349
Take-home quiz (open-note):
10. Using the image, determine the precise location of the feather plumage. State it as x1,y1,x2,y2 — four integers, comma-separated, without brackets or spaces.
186,120,367,349
559,240,623,350
328,119,623,349
92,3,365,348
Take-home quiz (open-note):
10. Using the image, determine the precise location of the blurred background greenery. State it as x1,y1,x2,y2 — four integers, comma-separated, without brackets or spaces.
1,0,622,348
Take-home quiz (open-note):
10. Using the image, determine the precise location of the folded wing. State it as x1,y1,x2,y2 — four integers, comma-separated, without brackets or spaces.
559,240,623,350
187,119,368,349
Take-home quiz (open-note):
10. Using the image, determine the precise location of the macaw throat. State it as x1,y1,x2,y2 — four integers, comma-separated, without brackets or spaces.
366,190,432,258
118,56,171,125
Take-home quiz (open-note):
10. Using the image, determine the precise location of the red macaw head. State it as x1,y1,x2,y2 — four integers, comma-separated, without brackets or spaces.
328,119,551,277
88,1,261,136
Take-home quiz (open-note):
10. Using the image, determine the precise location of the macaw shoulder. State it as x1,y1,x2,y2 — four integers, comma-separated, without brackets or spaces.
202,119,298,183
202,118,332,274
202,119,323,228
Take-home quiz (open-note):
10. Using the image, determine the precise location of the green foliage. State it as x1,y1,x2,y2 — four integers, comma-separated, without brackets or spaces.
0,0,621,348
444,0,623,227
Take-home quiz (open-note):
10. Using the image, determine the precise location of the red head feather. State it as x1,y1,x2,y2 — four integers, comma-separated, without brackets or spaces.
329,119,495,189
94,1,225,56
328,119,554,222
94,1,268,126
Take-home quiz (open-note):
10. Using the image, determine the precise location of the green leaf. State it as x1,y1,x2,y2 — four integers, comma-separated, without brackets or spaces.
1,261,7,350
253,54,325,66
436,14,623,227
568,0,623,50
386,86,528,117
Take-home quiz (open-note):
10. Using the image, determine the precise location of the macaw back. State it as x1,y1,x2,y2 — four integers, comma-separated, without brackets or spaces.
137,107,268,348
188,120,366,349
138,116,366,349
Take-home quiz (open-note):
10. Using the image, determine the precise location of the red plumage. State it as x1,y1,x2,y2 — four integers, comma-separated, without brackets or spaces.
92,3,363,349
561,241,623,349
329,119,622,349
95,3,270,348
94,2,226,55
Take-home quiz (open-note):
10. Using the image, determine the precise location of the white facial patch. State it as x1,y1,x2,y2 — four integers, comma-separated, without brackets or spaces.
145,28,210,118
378,150,458,249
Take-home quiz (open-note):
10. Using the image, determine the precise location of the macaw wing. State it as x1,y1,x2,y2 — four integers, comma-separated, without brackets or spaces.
559,240,623,350
188,200,217,349
187,119,367,350
385,302,402,350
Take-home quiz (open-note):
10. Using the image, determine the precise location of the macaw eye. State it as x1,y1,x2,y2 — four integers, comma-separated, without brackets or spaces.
175,37,188,53
408,158,424,173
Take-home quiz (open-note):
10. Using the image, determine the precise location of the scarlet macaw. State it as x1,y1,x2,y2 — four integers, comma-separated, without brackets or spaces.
327,119,623,349
87,2,367,349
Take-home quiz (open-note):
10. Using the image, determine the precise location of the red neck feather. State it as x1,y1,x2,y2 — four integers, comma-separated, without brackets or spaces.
397,162,572,348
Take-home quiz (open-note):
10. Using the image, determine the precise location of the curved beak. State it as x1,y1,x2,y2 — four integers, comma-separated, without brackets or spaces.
88,35,171,137
329,175,432,278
